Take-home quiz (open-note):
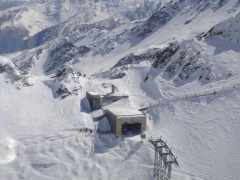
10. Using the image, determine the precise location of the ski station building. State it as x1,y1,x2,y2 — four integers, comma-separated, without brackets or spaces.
104,107,147,136
86,84,147,136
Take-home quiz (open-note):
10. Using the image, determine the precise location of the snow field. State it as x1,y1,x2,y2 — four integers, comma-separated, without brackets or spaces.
1,54,240,179
1,0,240,179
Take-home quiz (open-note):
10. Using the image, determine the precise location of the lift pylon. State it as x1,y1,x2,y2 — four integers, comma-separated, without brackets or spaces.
149,137,179,180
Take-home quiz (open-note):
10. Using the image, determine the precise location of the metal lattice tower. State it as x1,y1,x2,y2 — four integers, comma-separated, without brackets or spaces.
149,137,179,180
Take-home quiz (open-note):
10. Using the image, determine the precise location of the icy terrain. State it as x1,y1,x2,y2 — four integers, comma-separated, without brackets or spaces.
0,0,240,180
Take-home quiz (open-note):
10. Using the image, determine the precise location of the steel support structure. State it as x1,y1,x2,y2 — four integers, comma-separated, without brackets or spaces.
149,138,179,180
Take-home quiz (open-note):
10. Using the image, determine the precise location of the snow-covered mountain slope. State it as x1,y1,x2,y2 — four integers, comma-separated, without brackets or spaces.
45,67,88,99
204,11,240,44
7,0,240,76
1,0,240,180
1,60,240,180
0,56,34,87
0,0,167,54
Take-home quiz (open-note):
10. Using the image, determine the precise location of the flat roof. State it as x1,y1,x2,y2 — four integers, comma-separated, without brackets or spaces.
92,109,106,119
103,94,128,97
87,91,100,96
106,107,145,118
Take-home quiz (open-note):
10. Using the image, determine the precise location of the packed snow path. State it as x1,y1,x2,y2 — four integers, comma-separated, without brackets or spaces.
158,79,240,104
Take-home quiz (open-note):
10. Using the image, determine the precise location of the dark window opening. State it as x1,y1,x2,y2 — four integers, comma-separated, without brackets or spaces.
122,122,141,134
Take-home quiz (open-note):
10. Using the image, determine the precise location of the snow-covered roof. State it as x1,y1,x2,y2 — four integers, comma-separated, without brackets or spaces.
92,109,106,119
87,91,100,96
103,93,128,98
106,107,145,118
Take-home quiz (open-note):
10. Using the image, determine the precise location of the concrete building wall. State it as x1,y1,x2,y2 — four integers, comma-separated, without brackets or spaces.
140,117,147,132
115,119,122,136
115,116,147,136
106,110,116,133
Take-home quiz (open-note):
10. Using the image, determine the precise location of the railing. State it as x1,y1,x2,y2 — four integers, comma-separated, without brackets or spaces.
144,81,240,108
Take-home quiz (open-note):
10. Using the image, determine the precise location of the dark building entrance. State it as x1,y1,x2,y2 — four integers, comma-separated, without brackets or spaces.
122,122,141,134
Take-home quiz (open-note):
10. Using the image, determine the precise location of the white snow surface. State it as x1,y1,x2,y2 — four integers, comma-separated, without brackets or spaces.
106,107,145,117
1,59,240,180
0,56,15,69
0,0,169,36
0,137,17,165
0,1,240,180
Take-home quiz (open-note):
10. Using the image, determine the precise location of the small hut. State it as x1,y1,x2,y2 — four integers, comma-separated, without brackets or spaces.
86,91,128,111
86,91,102,110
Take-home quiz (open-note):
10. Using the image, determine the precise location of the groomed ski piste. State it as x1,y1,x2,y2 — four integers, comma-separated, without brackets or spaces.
1,0,240,180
